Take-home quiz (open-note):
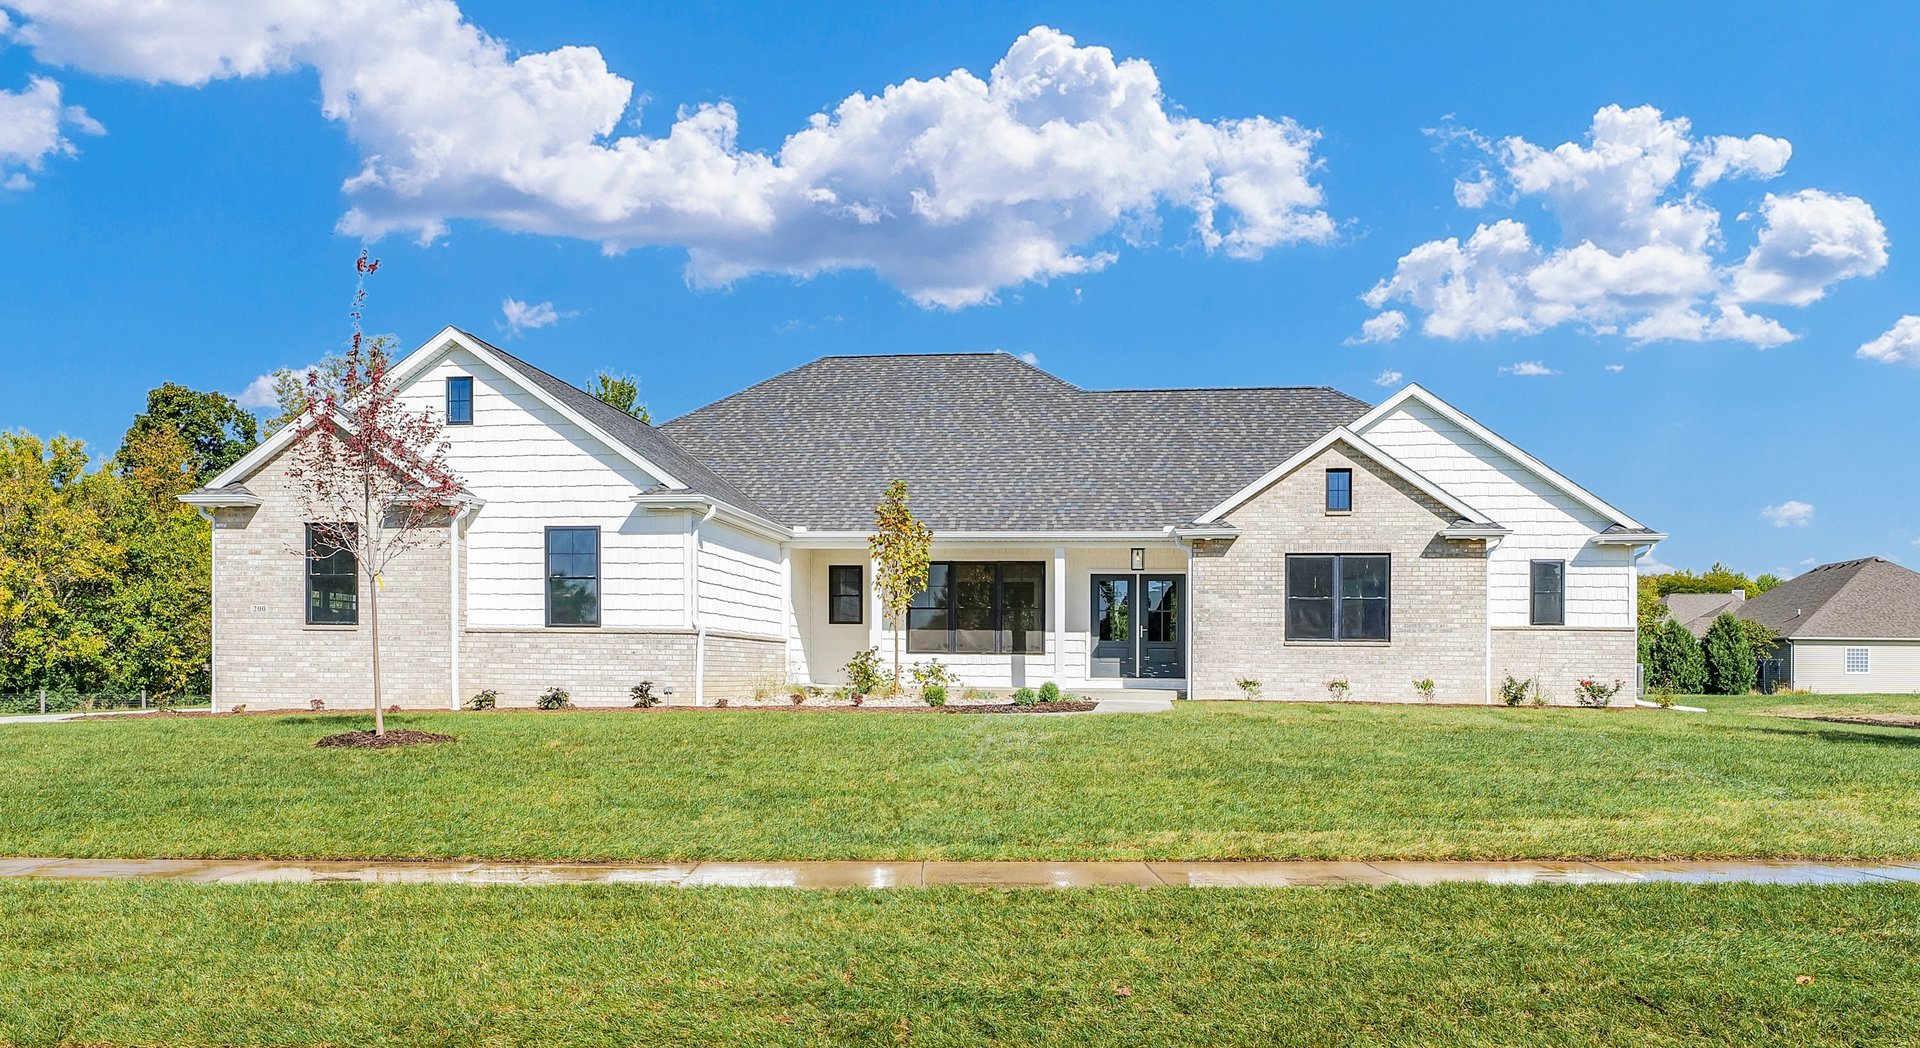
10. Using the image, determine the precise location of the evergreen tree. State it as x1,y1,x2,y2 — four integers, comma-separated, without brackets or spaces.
1703,612,1757,695
1647,617,1706,693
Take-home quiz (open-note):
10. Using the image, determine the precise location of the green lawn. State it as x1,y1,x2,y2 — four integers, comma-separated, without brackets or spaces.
2,881,1916,1046
4,696,1920,861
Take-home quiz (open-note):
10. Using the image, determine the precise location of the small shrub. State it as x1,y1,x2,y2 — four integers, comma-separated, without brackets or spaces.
629,681,658,708
843,647,884,695
713,697,729,709
963,688,993,704
789,692,806,706
850,693,865,707
1497,673,1537,707
465,689,498,711
923,684,948,707
1037,681,1063,703
750,678,781,702
1411,678,1436,701
536,687,572,710
1652,685,1676,709
1012,687,1040,707
909,659,961,691
309,698,326,711
1235,677,1263,700
1325,678,1350,700
1573,678,1624,708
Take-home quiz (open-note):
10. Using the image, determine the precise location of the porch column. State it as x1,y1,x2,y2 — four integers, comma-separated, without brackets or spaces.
1052,546,1066,681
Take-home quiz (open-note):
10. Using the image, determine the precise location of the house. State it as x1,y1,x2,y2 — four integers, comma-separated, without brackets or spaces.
181,328,1664,709
1732,558,1920,694
1662,590,1748,638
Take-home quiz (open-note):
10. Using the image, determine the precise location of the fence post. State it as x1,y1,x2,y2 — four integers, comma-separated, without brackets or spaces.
38,689,46,715
141,689,149,710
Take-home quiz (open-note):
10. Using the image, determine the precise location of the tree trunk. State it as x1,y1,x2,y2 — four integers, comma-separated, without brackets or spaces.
370,570,384,737
892,614,902,696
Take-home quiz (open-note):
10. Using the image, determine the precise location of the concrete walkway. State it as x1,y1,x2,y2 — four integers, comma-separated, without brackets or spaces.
3,856,1917,888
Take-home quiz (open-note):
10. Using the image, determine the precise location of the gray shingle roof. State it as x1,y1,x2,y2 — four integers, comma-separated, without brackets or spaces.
1662,592,1747,638
462,331,776,521
658,352,1370,530
1736,558,1920,639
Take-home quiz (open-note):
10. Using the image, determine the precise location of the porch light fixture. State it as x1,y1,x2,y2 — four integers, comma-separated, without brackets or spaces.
1130,548,1146,571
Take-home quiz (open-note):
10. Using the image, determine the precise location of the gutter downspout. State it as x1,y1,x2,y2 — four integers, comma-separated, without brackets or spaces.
1482,534,1504,704
195,507,219,714
693,504,718,705
448,504,472,711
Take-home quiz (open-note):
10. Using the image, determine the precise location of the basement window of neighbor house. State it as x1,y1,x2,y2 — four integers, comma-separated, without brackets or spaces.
305,524,358,626
828,564,863,624
545,527,601,627
1530,560,1566,626
907,562,1045,655
1286,554,1389,641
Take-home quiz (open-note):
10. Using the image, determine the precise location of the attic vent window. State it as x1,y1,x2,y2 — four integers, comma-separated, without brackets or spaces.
1846,647,1871,674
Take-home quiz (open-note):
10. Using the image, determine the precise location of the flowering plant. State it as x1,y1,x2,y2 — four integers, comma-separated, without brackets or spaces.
1574,678,1625,708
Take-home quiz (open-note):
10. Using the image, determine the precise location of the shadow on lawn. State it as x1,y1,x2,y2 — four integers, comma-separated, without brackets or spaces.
1726,723,1920,748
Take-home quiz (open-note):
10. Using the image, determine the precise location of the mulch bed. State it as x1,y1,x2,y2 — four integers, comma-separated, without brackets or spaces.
939,700,1100,714
314,729,458,749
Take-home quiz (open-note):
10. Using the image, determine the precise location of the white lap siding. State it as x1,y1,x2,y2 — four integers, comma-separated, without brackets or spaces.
400,348,687,629
699,521,784,637
1789,640,1920,694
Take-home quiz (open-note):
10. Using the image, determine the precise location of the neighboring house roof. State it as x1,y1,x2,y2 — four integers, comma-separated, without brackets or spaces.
658,352,1372,530
1662,592,1746,638
1736,557,1920,640
464,333,776,521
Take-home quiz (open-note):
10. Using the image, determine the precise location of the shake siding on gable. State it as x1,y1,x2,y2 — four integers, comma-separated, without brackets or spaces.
698,523,784,637
1354,400,1636,628
400,350,688,629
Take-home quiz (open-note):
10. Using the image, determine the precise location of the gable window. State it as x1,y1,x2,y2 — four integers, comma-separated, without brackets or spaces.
828,564,863,625
1325,468,1353,513
1846,647,1871,674
1530,560,1566,626
545,527,600,627
1286,554,1389,641
908,562,1045,654
446,376,474,425
306,525,358,626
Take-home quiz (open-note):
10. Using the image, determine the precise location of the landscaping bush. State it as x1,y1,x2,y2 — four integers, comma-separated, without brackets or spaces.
629,681,658,708
843,647,883,695
1498,673,1537,707
1011,687,1039,707
464,689,497,711
908,659,960,692
1703,612,1757,695
963,688,993,704
923,684,947,707
1235,677,1262,700
1573,678,1624,708
1412,677,1436,701
1037,681,1063,703
535,688,572,710
1647,618,1707,693
1325,678,1350,700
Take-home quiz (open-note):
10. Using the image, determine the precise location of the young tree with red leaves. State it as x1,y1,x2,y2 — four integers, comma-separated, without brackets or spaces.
285,253,463,736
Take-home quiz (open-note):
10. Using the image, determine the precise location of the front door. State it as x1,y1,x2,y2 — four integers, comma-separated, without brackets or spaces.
1090,574,1184,679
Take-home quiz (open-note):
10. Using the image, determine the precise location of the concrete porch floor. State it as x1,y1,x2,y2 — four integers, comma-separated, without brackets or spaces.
2,857,1917,888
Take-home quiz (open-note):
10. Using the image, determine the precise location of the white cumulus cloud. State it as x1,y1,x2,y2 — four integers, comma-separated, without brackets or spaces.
1859,315,1920,366
1604,363,1625,373
1761,500,1815,528
1372,369,1403,387
500,298,568,336
0,74,103,188
234,371,282,409
1347,309,1408,344
1499,360,1557,377
1363,104,1887,349
3,5,1334,307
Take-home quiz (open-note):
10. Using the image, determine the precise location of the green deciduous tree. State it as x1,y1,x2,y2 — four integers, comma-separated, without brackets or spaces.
116,383,259,482
867,480,931,695
1703,612,1757,696
589,372,652,423
1646,617,1706,694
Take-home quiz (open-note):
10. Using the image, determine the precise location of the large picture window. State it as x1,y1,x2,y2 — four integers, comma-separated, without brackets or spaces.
305,525,358,625
1286,554,1389,641
828,564,863,624
545,527,601,626
908,561,1046,654
1530,560,1566,626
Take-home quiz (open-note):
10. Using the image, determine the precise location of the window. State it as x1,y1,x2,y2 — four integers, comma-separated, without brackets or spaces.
1530,560,1566,626
545,527,600,626
1846,647,1871,674
1325,468,1352,513
828,564,863,624
446,376,473,425
1286,554,1389,641
908,561,1046,654
305,525,358,625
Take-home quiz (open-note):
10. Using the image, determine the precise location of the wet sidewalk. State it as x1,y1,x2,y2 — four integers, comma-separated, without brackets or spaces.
3,856,1918,888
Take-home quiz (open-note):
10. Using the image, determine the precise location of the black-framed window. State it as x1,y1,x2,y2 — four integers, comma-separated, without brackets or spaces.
545,527,600,626
1530,560,1565,626
305,524,358,626
1325,468,1353,513
1286,554,1389,641
828,564,863,624
446,376,473,425
908,561,1045,654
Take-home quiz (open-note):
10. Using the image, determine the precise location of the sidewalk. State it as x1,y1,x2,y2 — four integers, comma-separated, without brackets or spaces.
3,856,1916,888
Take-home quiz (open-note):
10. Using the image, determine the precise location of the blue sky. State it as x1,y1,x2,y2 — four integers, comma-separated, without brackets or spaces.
1,1,1915,578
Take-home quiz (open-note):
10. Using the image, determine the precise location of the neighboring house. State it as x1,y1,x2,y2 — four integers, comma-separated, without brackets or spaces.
1662,590,1749,638
182,328,1664,709
1733,558,1920,694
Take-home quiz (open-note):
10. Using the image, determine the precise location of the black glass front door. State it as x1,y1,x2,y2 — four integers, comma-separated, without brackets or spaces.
1090,574,1183,679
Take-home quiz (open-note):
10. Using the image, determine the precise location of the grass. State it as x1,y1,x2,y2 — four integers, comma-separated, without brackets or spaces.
4,695,1920,862
2,880,1917,1045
